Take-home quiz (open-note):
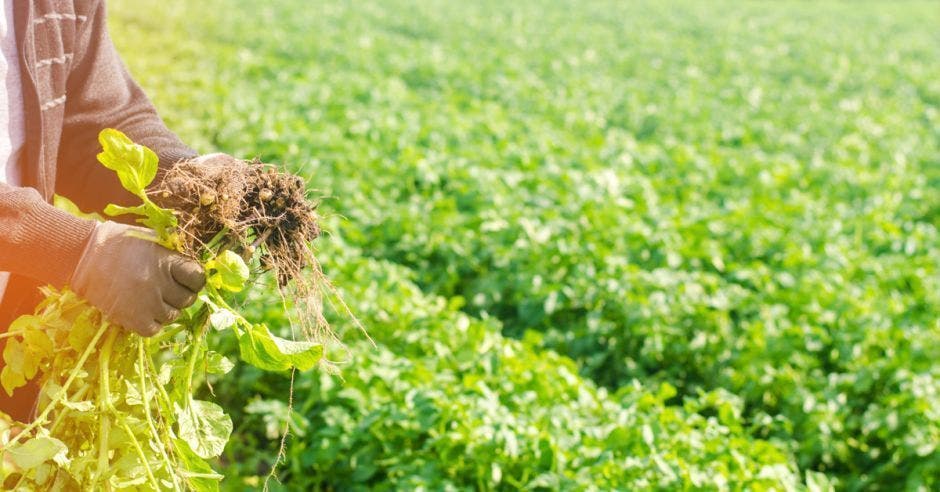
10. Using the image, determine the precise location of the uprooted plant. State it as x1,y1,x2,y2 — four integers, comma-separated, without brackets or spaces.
0,129,343,490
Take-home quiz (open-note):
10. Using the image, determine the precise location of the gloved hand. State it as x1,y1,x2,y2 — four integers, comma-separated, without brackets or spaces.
70,221,206,337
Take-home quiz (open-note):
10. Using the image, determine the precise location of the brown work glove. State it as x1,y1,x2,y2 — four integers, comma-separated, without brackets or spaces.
70,221,206,337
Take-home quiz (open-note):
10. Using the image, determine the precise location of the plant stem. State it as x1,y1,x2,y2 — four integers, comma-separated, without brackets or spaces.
203,227,231,261
99,328,118,411
144,353,174,414
149,322,187,346
8,319,111,444
119,418,159,489
137,338,183,492
141,344,193,486
183,315,210,398
94,327,118,488
96,415,111,488
47,383,91,434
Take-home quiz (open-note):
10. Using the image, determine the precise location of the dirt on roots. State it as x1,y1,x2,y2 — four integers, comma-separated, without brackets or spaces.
148,155,333,343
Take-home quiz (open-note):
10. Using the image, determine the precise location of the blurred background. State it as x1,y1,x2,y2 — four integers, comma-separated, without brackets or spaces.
110,0,939,490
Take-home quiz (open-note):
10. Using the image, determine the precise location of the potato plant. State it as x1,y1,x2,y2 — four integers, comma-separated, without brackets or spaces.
0,130,326,490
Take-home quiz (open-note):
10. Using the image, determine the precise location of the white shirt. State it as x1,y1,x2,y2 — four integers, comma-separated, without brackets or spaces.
0,0,27,303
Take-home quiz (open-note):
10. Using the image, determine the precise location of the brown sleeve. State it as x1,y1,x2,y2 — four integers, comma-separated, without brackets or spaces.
0,184,95,286
55,0,198,215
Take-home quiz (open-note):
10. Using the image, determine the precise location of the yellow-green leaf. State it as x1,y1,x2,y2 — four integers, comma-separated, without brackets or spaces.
0,365,26,396
53,194,105,221
237,324,323,372
177,398,233,459
3,437,69,469
172,438,223,492
96,128,158,197
205,251,249,293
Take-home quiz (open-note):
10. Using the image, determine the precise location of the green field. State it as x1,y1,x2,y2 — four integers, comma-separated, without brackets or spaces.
110,0,940,490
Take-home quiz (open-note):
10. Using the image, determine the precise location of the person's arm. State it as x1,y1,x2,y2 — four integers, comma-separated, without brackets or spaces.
55,0,198,216
0,183,204,338
0,184,95,286
2,1,206,337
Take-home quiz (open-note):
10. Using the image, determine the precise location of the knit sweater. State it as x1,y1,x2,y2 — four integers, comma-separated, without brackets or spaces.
0,0,27,303
0,0,197,304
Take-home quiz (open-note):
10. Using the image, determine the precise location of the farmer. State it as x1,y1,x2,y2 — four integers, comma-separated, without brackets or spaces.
0,1,208,420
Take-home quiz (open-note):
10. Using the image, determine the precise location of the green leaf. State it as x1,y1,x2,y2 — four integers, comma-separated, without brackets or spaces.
806,471,836,492
123,379,144,407
110,473,148,489
96,129,180,250
205,351,234,375
97,128,158,197
177,398,233,459
67,309,99,352
172,438,223,492
6,314,41,334
0,365,26,396
245,398,310,439
54,194,105,221
104,203,180,251
103,203,149,218
271,336,325,371
136,206,180,250
44,382,95,412
3,437,69,469
160,357,193,406
23,329,54,360
3,338,24,373
208,309,237,331
60,398,95,412
237,324,323,372
205,251,249,293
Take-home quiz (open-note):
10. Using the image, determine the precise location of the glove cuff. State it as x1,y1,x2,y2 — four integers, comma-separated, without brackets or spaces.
68,221,103,294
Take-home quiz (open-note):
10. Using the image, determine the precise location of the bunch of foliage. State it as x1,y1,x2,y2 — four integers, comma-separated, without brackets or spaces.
0,130,325,490
212,241,813,491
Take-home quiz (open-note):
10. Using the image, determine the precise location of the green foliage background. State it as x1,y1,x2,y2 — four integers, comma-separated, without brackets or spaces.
109,0,939,490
